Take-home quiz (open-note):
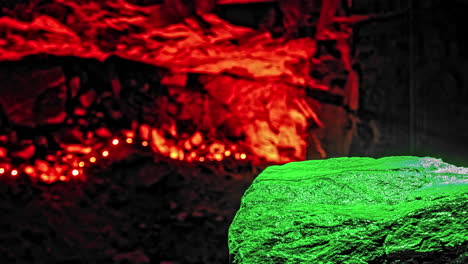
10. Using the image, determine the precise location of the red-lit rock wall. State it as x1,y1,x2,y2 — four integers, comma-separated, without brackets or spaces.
0,0,360,182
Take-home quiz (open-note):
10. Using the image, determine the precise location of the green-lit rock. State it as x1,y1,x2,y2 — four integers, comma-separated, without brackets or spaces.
228,156,468,264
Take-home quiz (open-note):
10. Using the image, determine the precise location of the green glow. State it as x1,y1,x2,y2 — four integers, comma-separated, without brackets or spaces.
228,156,468,263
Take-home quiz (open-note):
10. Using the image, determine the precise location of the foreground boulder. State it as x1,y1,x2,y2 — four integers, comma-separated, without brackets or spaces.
228,156,468,263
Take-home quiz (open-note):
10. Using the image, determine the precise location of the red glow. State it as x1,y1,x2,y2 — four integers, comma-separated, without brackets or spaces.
184,140,192,150
218,0,274,4
11,169,18,176
214,153,223,161
191,133,203,146
55,166,65,174
170,151,178,159
0,147,7,158
40,174,49,182
124,130,135,139
139,124,151,141
24,166,35,175
60,176,67,181
0,0,359,179
35,160,50,172
65,145,92,154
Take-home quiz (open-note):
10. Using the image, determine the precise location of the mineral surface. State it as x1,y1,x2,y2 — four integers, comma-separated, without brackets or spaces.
228,156,468,263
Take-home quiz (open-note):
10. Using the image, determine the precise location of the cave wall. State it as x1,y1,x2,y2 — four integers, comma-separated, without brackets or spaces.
350,0,468,166
4,0,467,166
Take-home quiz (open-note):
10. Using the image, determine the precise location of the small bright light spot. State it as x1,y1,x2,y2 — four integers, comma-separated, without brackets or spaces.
224,150,231,156
126,138,133,144
240,153,247,160
124,130,135,139
89,157,97,163
60,176,67,181
184,140,192,150
79,161,85,167
102,150,109,157
11,169,18,176
24,166,34,175
55,166,64,174
199,157,205,162
112,139,119,145
40,174,48,181
170,151,178,159
0,168,4,174
141,141,149,147
71,169,80,176
214,153,223,161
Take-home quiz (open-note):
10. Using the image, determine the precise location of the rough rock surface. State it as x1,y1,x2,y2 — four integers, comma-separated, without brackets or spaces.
228,156,468,264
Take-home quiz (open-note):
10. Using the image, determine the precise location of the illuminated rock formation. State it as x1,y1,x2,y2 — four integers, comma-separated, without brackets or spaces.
229,156,468,263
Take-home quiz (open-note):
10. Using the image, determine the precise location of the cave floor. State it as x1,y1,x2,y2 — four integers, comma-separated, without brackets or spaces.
0,152,263,264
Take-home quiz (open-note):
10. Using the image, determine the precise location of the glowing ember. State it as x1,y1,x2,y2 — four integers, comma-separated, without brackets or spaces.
126,138,133,144
240,153,247,160
139,124,151,141
184,140,192,150
40,174,49,182
102,150,109,157
60,176,67,181
199,157,205,162
124,130,135,139
191,132,203,146
112,139,120,145
79,161,85,167
142,141,149,147
214,153,223,161
225,150,231,156
0,147,6,158
35,160,50,172
55,166,65,174
11,169,18,176
0,168,5,174
89,157,97,163
24,166,35,175
71,169,80,176
170,151,178,160
65,145,92,154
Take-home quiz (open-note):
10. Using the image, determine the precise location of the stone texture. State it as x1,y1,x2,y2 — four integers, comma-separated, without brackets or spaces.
228,156,468,263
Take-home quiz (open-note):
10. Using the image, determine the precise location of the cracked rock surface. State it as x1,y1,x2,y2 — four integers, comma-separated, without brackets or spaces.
229,156,468,264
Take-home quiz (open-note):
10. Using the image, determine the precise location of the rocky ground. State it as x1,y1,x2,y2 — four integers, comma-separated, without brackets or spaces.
0,150,264,264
